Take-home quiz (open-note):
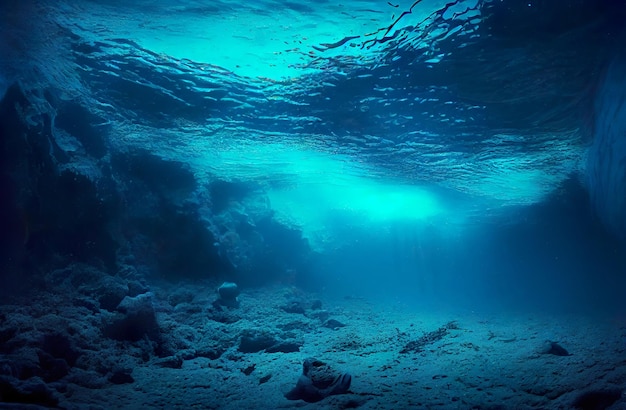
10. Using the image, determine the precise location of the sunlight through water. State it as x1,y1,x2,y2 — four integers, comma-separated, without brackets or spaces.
12,0,609,247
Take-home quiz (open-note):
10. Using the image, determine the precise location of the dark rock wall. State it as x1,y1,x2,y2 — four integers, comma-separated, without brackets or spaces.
0,83,120,283
0,84,32,278
0,81,314,292
587,52,626,241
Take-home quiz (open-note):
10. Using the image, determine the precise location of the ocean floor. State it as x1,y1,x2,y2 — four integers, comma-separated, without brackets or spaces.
1,267,625,409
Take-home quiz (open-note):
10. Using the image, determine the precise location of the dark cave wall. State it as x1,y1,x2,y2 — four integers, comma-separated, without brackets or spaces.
0,83,33,277
0,83,120,279
0,83,215,284
587,52,626,242
0,82,314,290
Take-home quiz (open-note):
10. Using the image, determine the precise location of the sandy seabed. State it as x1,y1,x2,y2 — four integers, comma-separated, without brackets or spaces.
2,280,625,410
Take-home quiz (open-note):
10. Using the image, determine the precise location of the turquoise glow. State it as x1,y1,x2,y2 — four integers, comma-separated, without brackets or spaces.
201,142,443,249
54,0,587,248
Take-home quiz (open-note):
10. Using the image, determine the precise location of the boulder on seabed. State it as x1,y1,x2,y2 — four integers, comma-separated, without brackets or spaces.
217,282,240,308
102,292,159,342
284,357,352,403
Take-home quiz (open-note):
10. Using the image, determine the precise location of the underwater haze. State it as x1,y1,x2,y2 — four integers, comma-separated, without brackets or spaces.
1,0,626,409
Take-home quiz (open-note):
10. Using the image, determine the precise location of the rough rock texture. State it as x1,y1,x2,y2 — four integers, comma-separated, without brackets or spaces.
587,49,626,241
284,357,352,403
1,282,625,409
0,80,315,296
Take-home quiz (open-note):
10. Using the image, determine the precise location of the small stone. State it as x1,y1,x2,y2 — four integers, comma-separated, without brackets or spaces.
281,301,305,314
323,319,346,330
284,357,352,403
217,282,240,307
541,341,572,356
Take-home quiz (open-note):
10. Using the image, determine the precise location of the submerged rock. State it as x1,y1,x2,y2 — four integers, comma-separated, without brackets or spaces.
280,300,306,314
540,341,572,356
323,319,346,330
238,329,302,354
284,357,351,403
238,332,276,353
102,292,159,342
217,282,240,308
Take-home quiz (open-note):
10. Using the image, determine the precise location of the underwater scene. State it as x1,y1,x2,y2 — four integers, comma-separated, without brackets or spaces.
1,0,626,408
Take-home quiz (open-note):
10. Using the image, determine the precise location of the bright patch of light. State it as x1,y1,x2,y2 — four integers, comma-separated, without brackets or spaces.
267,178,442,251
197,141,443,250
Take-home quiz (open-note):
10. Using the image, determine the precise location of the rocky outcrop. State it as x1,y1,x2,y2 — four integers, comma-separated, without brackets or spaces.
0,81,314,288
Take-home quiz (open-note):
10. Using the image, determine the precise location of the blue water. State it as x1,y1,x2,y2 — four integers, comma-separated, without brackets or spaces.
2,0,625,314
2,2,626,408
